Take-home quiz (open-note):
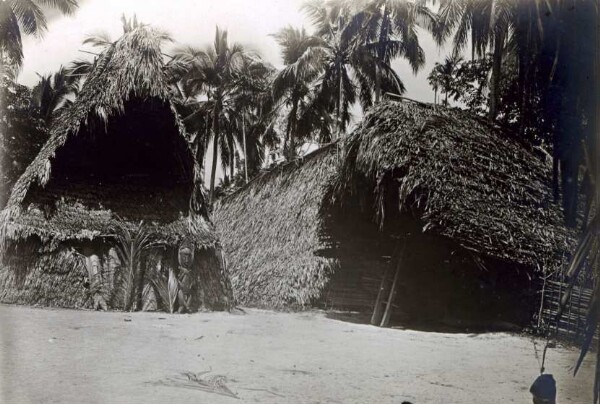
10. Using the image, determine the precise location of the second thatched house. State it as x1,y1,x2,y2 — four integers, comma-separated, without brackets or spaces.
214,101,575,330
0,26,231,312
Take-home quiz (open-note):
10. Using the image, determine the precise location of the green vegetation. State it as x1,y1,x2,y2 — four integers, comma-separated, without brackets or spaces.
0,0,78,69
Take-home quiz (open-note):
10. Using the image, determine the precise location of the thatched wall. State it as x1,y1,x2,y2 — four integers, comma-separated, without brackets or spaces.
214,101,575,319
0,248,89,307
213,146,340,308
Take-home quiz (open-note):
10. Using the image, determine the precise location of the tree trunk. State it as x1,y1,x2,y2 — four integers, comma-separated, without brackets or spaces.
338,69,344,139
375,5,389,104
488,31,505,122
228,129,234,183
375,66,382,103
284,115,292,160
285,97,299,160
208,98,220,206
242,112,248,183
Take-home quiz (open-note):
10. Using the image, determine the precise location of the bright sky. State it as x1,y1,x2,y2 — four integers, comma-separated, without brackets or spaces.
18,0,449,186
20,0,447,102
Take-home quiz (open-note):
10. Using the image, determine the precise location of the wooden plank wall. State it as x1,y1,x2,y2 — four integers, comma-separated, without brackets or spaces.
540,271,596,343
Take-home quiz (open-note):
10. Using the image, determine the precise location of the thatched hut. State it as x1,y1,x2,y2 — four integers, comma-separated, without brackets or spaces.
0,26,231,311
214,101,575,330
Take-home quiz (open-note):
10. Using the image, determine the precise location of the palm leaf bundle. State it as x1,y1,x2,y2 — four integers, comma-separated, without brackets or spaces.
150,267,179,314
111,220,156,311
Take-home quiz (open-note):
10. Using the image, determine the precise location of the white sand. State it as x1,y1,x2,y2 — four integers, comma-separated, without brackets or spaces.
0,304,594,403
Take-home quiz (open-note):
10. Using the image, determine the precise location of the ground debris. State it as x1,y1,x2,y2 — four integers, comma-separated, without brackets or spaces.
150,371,239,399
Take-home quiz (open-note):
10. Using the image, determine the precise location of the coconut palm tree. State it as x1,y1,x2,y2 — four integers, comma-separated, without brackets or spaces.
361,0,436,102
427,68,441,106
302,0,405,138
173,27,247,205
0,0,78,69
31,66,77,124
228,56,277,181
427,53,463,106
435,0,511,122
271,26,326,160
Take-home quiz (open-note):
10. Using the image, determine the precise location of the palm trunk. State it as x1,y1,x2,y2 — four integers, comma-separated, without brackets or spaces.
489,31,505,122
375,67,382,103
208,98,220,206
338,70,344,139
228,129,235,183
242,112,248,183
375,5,389,103
285,97,299,160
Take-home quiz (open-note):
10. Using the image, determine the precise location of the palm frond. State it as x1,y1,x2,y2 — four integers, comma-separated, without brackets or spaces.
83,31,113,48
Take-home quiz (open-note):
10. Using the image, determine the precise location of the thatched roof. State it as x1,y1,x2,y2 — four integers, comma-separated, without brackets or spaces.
0,26,214,251
214,101,576,308
213,146,340,308
337,101,576,267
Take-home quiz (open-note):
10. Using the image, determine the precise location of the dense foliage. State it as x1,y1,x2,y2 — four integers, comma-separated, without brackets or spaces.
0,75,48,208
431,0,597,227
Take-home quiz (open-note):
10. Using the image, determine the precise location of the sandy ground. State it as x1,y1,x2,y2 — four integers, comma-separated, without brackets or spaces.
0,304,595,404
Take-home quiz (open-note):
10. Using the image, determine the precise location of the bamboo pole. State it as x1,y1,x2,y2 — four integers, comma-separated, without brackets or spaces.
380,247,405,328
371,266,391,325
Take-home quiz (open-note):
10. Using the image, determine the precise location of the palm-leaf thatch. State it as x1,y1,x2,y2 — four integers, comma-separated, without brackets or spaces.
1,25,210,249
213,146,340,308
214,101,576,314
0,25,231,310
336,101,576,268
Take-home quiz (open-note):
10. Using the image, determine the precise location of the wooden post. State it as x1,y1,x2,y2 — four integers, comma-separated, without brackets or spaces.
371,266,391,325
380,248,404,328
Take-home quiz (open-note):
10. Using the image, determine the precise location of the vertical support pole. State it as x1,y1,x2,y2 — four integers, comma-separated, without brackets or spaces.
371,266,390,325
380,254,403,328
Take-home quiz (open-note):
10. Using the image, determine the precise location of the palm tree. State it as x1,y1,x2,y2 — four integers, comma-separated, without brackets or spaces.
229,56,276,182
361,0,436,102
435,0,511,122
31,66,77,124
271,26,325,160
0,0,78,69
302,0,405,138
427,53,462,106
427,68,441,105
173,26,247,205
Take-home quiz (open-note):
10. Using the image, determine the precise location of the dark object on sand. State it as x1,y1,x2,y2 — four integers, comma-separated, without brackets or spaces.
530,374,556,403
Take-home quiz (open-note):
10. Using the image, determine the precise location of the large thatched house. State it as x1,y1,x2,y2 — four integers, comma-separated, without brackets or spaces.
214,101,575,330
0,26,231,311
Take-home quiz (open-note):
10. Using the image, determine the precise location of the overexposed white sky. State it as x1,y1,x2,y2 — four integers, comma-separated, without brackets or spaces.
20,0,446,103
